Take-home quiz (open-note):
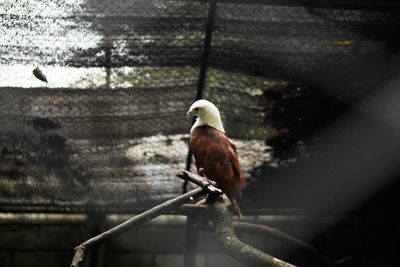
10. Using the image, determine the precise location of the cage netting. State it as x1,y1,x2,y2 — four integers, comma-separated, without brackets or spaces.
1,0,399,211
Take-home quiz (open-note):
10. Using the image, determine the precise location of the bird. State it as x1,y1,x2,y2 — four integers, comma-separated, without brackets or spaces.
187,99,246,217
33,66,48,83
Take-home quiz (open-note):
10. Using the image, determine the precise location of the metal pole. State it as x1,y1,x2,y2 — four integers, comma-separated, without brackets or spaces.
184,0,217,191
196,0,217,100
184,2,218,267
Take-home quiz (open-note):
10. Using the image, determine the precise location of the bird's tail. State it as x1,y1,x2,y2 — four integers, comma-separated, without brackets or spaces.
231,199,243,219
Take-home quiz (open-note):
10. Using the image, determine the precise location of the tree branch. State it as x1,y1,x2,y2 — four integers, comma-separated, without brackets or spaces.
179,203,209,216
233,222,352,266
179,203,350,266
72,170,228,267
71,170,351,267
177,170,222,194
209,196,297,267
70,187,206,267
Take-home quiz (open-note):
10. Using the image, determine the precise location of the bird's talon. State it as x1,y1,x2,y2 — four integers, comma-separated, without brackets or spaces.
198,168,205,177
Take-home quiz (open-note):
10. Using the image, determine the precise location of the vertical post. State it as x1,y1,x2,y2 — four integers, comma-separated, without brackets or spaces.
183,215,200,267
184,0,217,191
88,212,106,267
196,0,217,100
184,3,218,267
104,36,112,89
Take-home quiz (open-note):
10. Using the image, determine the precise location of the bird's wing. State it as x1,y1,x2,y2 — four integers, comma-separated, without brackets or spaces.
228,140,246,188
190,126,245,217
192,128,245,198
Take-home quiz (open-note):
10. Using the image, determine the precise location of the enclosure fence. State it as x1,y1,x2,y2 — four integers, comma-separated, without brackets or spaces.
1,0,399,212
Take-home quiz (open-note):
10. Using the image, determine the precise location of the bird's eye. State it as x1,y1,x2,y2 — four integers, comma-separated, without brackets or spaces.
194,107,199,111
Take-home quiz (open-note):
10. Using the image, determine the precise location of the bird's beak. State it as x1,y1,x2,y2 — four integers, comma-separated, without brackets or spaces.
186,110,193,120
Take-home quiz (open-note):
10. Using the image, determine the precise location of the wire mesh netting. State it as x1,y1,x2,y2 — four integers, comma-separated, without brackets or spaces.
1,0,399,211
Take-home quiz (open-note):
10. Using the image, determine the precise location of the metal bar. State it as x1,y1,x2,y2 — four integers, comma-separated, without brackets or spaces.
196,0,217,100
184,146,193,187
184,2,218,267
0,213,87,224
184,215,200,267
176,0,400,10
88,212,106,267
104,36,112,89
184,0,218,192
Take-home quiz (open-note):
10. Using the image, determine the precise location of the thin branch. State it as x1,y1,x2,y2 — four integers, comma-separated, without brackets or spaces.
70,187,206,267
177,170,222,194
72,169,223,267
209,196,297,267
232,222,351,266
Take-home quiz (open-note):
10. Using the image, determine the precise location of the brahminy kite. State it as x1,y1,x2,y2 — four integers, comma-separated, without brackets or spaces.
187,99,246,217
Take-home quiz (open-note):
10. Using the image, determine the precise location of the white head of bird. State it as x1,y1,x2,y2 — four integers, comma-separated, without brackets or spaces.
187,99,225,133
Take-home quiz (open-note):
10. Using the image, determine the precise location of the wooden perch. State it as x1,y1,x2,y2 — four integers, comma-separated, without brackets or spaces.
177,170,222,194
209,196,297,267
70,170,351,267
233,222,351,266
71,170,225,267
233,222,320,254
70,187,206,267
179,204,350,266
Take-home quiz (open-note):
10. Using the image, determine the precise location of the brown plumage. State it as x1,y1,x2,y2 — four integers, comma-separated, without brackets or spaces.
187,100,246,217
